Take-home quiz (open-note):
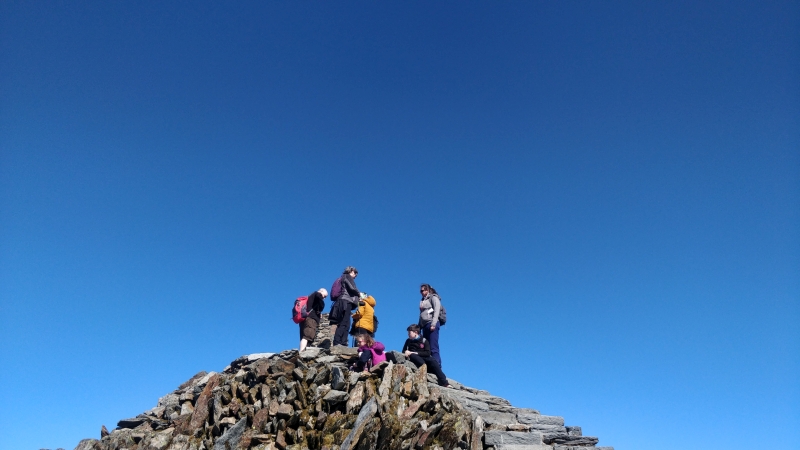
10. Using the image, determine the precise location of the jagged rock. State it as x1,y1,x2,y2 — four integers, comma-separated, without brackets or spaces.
323,389,349,403
100,425,109,438
299,348,322,359
331,366,346,390
346,381,365,414
213,417,247,450
340,398,378,450
76,326,613,450
116,417,147,429
74,439,101,450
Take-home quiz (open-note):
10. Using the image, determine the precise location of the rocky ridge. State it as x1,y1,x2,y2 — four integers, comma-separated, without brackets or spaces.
74,315,613,450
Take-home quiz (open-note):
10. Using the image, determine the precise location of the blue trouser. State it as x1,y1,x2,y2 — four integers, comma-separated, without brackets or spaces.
422,321,441,367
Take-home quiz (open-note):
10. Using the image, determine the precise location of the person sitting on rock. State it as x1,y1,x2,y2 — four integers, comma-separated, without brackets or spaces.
403,324,449,387
300,288,328,352
352,333,386,372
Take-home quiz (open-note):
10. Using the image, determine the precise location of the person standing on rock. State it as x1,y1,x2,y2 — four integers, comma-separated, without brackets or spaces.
418,283,443,366
329,266,362,346
351,292,377,339
300,288,328,352
403,324,449,387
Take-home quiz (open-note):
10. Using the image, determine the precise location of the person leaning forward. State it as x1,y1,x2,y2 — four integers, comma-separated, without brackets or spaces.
351,293,376,338
329,266,361,346
300,288,328,352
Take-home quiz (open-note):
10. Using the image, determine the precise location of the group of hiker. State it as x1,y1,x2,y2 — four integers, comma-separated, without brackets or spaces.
293,266,449,387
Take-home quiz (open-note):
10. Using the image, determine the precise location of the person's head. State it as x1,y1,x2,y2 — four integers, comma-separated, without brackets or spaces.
356,333,374,347
407,324,421,339
317,288,328,298
420,284,437,297
344,266,359,278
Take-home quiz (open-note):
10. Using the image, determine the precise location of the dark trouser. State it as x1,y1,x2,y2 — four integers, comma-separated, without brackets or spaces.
354,350,372,371
408,353,448,386
332,308,352,346
421,321,441,367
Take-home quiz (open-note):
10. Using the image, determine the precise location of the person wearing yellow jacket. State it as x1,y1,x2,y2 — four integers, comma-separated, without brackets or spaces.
351,293,377,338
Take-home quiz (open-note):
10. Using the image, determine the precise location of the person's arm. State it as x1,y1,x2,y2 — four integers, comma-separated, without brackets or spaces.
311,292,325,313
342,276,360,305
402,339,412,356
430,295,441,330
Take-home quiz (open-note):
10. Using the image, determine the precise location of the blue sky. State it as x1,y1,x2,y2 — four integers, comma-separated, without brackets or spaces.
1,2,797,449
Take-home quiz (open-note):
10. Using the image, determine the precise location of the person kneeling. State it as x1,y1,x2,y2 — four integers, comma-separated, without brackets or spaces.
352,333,386,372
403,324,449,387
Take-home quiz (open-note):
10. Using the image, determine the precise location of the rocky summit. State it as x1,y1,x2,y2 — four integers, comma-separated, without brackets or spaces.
73,315,613,450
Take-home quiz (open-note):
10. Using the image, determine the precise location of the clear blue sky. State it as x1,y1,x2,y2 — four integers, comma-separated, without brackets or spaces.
1,2,797,449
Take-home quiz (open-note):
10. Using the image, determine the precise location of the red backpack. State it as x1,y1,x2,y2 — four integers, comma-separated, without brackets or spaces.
292,296,310,323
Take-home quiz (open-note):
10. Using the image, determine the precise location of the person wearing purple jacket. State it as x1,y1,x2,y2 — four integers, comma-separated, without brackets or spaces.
351,334,386,372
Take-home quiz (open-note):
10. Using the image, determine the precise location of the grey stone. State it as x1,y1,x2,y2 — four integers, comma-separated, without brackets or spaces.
547,435,599,446
339,398,378,450
213,417,248,450
330,345,358,356
322,389,349,403
474,410,518,426
316,355,340,364
516,412,564,427
73,439,101,450
179,402,194,416
387,350,406,364
331,366,346,390
566,426,581,436
484,431,543,447
157,393,180,415
299,348,322,359
145,428,173,450
493,446,549,450
116,417,147,429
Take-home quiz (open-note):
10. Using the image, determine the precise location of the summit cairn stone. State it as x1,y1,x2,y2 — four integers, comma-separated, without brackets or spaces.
73,322,613,450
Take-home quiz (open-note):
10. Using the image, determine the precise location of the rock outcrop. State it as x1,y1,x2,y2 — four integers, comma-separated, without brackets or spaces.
74,315,612,450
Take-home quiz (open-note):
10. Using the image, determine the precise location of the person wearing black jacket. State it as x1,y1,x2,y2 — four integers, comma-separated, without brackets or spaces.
300,288,328,352
330,266,362,346
402,324,449,387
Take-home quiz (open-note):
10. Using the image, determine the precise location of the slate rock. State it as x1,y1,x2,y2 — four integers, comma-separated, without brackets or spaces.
386,350,406,364
213,417,248,450
566,426,581,436
516,412,563,427
484,430,544,446
339,398,378,450
322,389,349,403
329,345,358,356
74,439,102,450
116,417,147,429
547,435,599,446
331,366,346,390
299,348,322,359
